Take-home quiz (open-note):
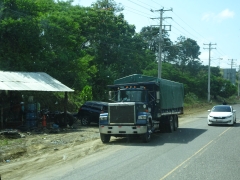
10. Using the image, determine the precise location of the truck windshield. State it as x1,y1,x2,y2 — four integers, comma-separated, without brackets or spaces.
118,90,147,102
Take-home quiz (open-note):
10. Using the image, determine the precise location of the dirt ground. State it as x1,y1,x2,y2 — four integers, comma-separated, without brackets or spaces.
0,106,210,180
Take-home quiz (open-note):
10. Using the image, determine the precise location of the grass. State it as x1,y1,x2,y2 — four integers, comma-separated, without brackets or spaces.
182,95,240,116
0,137,24,147
0,139,9,146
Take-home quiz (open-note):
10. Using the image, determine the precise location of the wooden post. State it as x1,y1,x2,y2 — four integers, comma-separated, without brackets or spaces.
64,92,68,122
64,92,67,114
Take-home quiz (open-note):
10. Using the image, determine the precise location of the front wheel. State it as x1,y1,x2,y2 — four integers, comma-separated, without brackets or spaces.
142,127,151,143
100,133,111,143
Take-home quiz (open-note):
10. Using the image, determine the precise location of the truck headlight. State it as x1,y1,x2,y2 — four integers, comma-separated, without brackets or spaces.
100,116,108,121
138,115,147,120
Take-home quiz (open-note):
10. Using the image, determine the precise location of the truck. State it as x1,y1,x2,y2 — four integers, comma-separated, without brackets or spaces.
99,74,184,143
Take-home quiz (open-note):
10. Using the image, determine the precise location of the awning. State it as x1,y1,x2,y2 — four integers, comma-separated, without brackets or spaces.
0,71,74,92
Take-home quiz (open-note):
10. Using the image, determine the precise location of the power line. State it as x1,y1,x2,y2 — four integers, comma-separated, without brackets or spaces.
172,11,208,42
128,0,152,11
123,6,151,18
122,2,232,66
138,0,157,9
168,19,199,40
150,0,163,7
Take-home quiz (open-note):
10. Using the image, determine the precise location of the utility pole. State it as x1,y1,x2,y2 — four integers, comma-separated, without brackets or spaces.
203,43,216,102
151,8,172,79
228,59,237,83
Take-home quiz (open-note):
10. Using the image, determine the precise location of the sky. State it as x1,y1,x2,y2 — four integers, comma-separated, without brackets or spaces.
71,0,240,70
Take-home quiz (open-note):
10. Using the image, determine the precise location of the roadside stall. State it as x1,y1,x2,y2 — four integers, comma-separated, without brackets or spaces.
0,71,74,130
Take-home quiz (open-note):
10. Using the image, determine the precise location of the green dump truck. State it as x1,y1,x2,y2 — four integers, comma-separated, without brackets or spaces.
99,74,184,143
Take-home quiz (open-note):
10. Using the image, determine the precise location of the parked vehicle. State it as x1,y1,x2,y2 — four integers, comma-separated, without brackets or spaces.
78,101,108,126
207,105,236,126
99,74,184,143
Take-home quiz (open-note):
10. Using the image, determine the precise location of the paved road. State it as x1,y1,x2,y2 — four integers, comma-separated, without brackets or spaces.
33,104,240,180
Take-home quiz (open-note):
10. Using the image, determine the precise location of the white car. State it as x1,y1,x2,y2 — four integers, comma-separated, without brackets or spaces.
207,105,236,126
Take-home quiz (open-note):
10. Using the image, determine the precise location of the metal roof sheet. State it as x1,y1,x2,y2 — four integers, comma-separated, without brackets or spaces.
0,71,74,92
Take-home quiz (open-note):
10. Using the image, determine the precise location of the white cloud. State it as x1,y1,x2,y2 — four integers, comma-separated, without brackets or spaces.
218,9,234,20
201,9,234,22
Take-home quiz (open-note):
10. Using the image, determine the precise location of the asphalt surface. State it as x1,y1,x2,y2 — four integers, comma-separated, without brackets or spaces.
31,104,240,180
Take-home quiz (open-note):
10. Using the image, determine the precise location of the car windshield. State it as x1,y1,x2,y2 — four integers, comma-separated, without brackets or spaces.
118,90,147,102
211,106,231,112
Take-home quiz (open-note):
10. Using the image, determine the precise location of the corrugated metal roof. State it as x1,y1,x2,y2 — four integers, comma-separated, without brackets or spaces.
0,71,74,92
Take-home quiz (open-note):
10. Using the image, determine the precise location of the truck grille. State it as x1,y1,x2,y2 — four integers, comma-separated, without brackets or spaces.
109,103,135,124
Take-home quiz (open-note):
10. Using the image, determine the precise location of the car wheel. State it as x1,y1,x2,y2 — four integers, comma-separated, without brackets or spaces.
100,133,110,143
81,116,90,126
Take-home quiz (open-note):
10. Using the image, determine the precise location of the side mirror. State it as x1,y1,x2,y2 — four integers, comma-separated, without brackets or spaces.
108,91,118,102
208,110,211,112
108,91,113,101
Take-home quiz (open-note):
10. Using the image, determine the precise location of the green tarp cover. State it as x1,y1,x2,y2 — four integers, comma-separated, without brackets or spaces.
114,74,184,109
114,74,160,84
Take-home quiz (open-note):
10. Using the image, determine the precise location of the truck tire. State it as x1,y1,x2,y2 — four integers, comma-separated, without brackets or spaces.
173,115,178,131
142,126,151,143
168,116,174,133
100,133,111,143
81,116,90,126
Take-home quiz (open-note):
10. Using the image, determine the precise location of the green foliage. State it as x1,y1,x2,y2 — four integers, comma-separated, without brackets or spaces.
0,139,9,146
0,0,237,110
218,80,237,98
80,85,93,103
184,92,199,104
0,138,23,147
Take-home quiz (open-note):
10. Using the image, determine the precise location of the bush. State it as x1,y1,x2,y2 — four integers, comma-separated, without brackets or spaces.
184,92,198,105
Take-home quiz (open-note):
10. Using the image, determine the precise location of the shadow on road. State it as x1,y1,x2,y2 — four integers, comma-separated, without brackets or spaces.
107,127,207,146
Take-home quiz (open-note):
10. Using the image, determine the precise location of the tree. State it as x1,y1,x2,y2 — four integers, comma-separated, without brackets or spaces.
221,81,237,98
81,0,156,100
174,36,201,74
0,0,47,71
140,26,172,63
0,0,97,101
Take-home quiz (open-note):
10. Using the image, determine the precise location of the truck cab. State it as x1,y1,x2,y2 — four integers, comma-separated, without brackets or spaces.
99,85,159,143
